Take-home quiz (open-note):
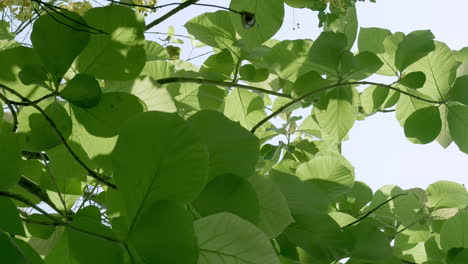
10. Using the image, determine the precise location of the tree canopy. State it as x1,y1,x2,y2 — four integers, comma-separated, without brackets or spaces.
0,0,467,263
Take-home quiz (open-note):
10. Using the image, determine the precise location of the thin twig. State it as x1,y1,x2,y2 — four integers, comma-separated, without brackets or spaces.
342,193,408,229
107,0,241,14
250,81,443,133
0,85,116,189
146,0,199,30
156,77,292,98
18,176,64,216
0,92,18,131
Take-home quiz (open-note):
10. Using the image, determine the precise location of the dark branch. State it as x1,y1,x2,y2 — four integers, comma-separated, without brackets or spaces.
146,0,199,31
250,81,444,133
156,77,292,98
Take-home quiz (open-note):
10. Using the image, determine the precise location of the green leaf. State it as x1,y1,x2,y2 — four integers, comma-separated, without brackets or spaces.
67,207,124,264
187,110,260,180
72,92,144,137
395,88,433,126
309,31,348,76
185,11,235,49
77,6,146,80
336,181,373,216
360,85,389,114
407,41,458,100
314,87,357,142
404,106,441,144
447,248,468,264
344,220,393,261
426,181,468,209
239,64,269,82
400,71,426,89
230,0,284,49
377,32,405,76
447,103,468,153
395,30,435,71
325,5,358,50
0,133,21,190
264,39,315,82
0,20,14,40
284,211,352,263
0,46,49,101
13,238,44,264
249,174,294,238
31,10,90,82
106,76,177,113
43,228,79,264
200,49,235,77
18,101,72,151
292,70,332,98
440,210,468,252
224,89,266,131
144,40,170,61
112,111,209,224
193,173,260,224
0,197,25,235
296,156,354,198
358,27,392,54
128,200,198,264
60,74,101,108
45,142,94,178
344,51,383,80
0,233,26,263
195,212,280,264
18,64,51,89
449,75,468,105
267,169,329,214
26,214,56,239
437,104,453,148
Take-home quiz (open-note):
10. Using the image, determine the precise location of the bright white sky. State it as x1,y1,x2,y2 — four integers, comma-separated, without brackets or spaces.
147,0,468,191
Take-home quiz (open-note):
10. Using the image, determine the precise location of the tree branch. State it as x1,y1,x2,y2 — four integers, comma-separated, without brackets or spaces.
250,81,443,133
18,176,64,216
0,84,116,189
146,0,199,31
342,193,408,229
156,77,292,98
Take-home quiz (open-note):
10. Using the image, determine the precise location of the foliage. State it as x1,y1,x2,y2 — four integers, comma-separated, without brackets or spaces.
0,1,467,264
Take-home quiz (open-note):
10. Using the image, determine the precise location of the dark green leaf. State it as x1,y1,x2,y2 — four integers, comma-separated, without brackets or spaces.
395,30,435,71
440,210,468,252
344,220,393,261
404,106,441,144
449,75,468,105
309,31,348,75
60,74,101,108
31,10,89,82
18,64,51,89
447,103,468,153
185,11,235,49
0,197,25,235
400,71,426,89
0,133,21,190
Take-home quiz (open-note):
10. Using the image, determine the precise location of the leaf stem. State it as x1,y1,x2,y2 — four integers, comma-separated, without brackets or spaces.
156,77,292,98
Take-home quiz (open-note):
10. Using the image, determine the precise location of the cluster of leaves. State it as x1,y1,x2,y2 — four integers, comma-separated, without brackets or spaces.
0,0,467,264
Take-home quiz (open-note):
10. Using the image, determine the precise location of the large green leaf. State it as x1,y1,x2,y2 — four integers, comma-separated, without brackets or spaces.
67,206,124,264
336,181,373,216
187,110,259,180
193,173,260,224
0,197,25,235
17,101,72,151
194,212,280,264
447,103,468,153
358,27,392,55
185,11,235,49
112,111,209,224
77,6,146,80
285,211,352,263
449,75,468,105
249,174,294,238
72,92,144,137
395,30,435,72
373,32,405,76
325,5,358,50
309,31,348,76
60,74,101,108
344,220,393,261
292,70,332,98
360,85,389,114
0,133,21,190
404,106,441,144
31,10,89,82
263,39,315,82
128,200,198,264
314,86,357,142
296,156,354,198
440,210,468,252
407,41,458,100
0,233,28,263
230,0,284,49
426,181,468,209
224,89,266,131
